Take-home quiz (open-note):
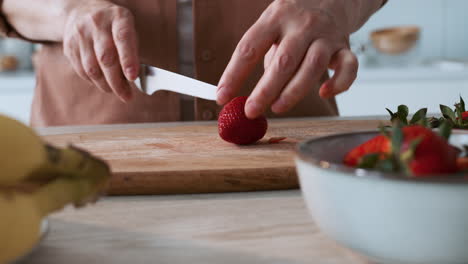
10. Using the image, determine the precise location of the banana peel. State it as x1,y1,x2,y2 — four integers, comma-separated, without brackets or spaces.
0,115,111,263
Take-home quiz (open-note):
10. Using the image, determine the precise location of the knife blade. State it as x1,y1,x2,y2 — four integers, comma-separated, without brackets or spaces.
135,65,218,101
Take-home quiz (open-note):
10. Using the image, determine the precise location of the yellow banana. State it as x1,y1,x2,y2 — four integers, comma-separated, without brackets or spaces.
0,114,111,263
0,114,109,185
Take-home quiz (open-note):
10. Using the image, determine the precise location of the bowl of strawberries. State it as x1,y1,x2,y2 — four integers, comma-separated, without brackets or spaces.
295,108,468,264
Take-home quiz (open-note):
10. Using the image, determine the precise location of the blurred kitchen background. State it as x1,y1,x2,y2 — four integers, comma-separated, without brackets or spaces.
1,0,468,125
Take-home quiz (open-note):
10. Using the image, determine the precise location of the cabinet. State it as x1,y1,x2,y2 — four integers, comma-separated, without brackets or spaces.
336,66,468,116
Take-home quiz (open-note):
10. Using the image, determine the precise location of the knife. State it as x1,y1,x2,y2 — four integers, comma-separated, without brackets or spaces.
135,65,218,101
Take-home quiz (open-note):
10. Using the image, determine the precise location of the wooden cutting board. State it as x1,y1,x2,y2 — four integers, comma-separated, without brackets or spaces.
43,119,384,195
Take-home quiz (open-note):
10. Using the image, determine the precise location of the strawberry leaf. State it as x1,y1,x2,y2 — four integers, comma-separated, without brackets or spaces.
379,124,391,138
386,108,398,123
438,120,452,140
460,96,466,112
440,104,456,121
397,105,409,125
409,108,427,125
386,108,395,116
455,104,463,127
376,159,395,173
357,153,380,169
428,117,443,128
391,122,403,155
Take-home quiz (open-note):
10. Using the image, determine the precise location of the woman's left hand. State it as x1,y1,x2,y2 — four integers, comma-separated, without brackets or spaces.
217,0,377,119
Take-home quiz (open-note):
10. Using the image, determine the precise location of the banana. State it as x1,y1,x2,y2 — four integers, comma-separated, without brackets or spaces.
0,114,109,185
0,114,111,263
0,114,48,185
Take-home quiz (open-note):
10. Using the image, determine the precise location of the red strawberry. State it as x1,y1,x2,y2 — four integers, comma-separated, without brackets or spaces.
343,135,390,167
218,96,268,145
457,157,468,171
400,125,458,176
462,111,468,120
345,125,459,176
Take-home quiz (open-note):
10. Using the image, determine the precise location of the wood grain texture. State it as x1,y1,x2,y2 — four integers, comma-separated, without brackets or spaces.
24,191,373,264
43,119,385,195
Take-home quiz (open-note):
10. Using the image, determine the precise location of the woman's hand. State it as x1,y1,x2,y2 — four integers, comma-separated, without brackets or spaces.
217,0,382,119
63,0,139,102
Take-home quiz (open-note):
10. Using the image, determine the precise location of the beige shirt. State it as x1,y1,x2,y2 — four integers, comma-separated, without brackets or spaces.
0,0,340,127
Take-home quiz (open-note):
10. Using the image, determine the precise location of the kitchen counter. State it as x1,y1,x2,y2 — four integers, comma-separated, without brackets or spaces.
25,191,371,264
27,118,380,264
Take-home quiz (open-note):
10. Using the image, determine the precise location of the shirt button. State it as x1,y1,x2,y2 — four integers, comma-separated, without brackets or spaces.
202,110,214,120
201,50,214,62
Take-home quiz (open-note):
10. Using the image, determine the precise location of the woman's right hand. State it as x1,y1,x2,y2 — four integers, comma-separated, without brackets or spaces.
63,0,139,102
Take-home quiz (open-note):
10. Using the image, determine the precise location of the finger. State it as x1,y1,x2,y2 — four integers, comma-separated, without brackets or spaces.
94,32,133,102
217,13,280,105
264,44,278,70
271,39,333,113
79,38,112,93
64,37,89,82
319,49,358,98
112,8,140,81
245,34,311,119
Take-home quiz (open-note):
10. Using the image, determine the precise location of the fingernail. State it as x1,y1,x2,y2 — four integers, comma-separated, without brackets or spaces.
319,83,332,98
246,100,261,119
126,67,136,80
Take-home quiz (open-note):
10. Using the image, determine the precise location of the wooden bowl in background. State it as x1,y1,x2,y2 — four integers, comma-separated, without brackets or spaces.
370,25,421,55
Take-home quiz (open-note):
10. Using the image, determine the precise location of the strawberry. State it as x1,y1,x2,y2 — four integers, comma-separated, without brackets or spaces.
461,111,468,121
345,124,459,177
218,96,268,145
343,135,390,167
400,125,458,176
457,157,468,171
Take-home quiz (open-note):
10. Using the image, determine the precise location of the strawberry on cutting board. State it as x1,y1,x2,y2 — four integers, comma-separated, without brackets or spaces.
218,96,268,145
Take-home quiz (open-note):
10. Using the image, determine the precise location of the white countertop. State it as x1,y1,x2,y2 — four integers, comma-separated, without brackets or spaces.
0,71,35,93
355,64,468,82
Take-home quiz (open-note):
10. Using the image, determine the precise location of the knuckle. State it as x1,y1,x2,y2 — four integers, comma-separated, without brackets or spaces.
98,49,116,67
237,42,257,62
275,52,295,74
85,64,101,79
116,26,133,41
298,13,317,31
307,51,327,70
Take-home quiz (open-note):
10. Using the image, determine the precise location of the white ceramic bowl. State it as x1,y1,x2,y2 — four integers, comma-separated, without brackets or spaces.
295,131,468,264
